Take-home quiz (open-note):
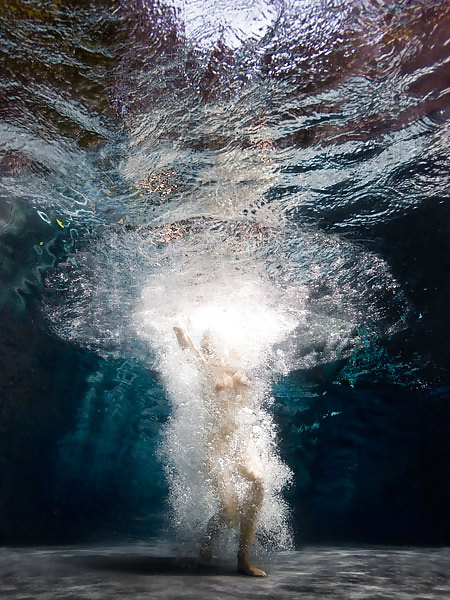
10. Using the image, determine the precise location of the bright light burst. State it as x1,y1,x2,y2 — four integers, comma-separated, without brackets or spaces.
137,275,295,372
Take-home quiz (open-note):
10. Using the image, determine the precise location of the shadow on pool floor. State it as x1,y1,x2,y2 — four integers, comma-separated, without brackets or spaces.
71,553,238,576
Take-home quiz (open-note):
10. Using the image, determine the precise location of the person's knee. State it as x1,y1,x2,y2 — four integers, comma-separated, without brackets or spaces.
239,466,264,489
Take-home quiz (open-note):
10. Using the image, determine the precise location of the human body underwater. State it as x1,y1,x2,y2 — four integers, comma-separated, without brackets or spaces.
0,0,449,569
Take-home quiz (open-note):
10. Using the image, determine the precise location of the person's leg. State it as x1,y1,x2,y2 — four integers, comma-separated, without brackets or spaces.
200,471,239,566
236,465,266,577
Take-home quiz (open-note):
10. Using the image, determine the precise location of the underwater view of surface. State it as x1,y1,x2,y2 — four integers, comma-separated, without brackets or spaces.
1,0,450,557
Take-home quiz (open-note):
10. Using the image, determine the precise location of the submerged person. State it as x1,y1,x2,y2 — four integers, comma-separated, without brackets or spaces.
173,325,267,577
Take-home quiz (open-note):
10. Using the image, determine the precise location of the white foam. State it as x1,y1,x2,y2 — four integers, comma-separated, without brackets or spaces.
133,259,296,552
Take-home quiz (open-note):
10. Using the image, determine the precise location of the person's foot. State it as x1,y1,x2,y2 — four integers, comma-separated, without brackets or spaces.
237,558,267,577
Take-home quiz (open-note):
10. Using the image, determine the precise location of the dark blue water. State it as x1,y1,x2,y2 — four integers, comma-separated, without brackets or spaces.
0,0,449,548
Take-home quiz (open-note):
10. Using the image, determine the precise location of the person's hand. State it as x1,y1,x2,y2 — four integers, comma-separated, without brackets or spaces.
173,326,189,350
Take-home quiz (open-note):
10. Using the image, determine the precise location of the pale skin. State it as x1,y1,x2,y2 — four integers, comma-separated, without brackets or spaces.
173,326,267,577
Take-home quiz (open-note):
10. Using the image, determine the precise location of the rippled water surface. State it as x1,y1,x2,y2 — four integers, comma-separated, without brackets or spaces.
1,0,449,549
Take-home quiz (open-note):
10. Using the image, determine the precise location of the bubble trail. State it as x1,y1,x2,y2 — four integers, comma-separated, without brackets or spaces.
134,257,298,553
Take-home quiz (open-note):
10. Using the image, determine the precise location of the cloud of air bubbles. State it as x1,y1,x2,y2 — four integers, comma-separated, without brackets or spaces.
43,215,407,554
133,259,297,552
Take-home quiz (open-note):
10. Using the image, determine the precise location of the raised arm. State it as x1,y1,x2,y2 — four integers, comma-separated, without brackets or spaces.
173,326,205,365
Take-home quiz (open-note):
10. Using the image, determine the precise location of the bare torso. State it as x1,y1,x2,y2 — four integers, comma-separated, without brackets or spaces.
201,362,254,473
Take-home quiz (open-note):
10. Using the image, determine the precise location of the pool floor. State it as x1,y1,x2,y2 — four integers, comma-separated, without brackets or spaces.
1,544,448,599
